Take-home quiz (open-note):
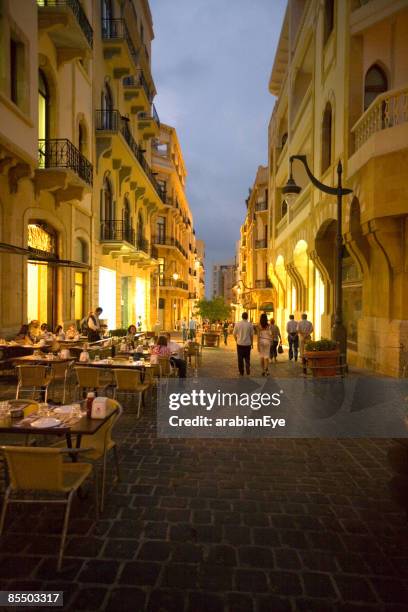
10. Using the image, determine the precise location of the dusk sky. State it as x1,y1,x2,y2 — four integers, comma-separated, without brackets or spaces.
149,0,287,288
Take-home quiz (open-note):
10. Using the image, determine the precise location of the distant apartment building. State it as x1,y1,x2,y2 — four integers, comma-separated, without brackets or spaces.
212,261,236,304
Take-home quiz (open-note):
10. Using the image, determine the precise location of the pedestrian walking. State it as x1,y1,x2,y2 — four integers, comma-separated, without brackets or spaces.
257,313,272,376
233,312,254,376
181,317,188,341
298,313,314,357
222,320,229,345
188,316,197,340
286,314,299,361
269,318,282,363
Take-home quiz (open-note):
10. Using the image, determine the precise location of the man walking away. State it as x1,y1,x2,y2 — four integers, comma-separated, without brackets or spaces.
233,312,254,376
189,316,197,340
222,320,229,345
286,314,299,361
298,313,314,358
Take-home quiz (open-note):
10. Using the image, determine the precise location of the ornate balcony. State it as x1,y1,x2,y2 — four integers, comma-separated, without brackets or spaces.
37,0,93,63
352,87,408,151
159,277,188,291
95,109,165,203
123,72,152,114
34,138,92,202
101,18,139,78
255,239,268,249
255,279,273,289
137,104,160,140
255,201,268,212
152,236,188,259
99,220,157,265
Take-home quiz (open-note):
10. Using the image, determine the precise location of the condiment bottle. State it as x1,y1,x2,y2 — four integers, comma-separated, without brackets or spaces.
86,392,95,418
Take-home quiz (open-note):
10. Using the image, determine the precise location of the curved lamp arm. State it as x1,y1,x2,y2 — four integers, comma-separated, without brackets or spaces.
290,155,353,197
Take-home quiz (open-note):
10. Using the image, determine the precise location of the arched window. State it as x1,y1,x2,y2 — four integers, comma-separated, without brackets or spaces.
137,211,144,242
74,237,89,263
323,0,334,45
101,175,114,238
38,69,49,141
321,102,332,173
101,82,114,129
364,64,388,111
78,122,86,155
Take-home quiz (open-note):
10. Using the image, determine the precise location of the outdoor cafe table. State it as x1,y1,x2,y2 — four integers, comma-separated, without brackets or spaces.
81,358,153,370
12,355,75,365
0,401,118,452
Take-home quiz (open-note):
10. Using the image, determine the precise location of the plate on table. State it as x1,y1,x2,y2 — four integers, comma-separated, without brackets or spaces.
54,406,73,415
31,417,61,429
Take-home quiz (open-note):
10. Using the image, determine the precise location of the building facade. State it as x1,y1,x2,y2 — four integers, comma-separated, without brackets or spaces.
212,261,236,304
238,165,272,322
235,0,408,376
0,0,204,337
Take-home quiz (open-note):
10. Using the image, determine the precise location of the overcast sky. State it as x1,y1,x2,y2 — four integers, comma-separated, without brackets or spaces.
149,0,287,288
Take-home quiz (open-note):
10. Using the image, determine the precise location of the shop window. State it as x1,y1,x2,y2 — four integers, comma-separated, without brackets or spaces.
364,64,388,111
74,272,85,320
321,102,332,174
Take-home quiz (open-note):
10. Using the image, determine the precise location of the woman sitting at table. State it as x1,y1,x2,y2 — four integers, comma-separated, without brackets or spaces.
28,320,41,342
15,324,34,345
40,323,54,342
151,335,172,358
54,325,65,340
126,324,138,347
65,324,78,340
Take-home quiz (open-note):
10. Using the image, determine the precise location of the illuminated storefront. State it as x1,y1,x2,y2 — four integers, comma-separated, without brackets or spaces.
27,223,56,325
99,267,116,329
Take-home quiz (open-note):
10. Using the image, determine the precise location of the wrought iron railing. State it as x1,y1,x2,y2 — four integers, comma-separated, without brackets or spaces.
123,72,152,102
255,201,268,212
159,277,188,290
100,220,134,244
95,109,165,202
37,0,93,47
152,236,188,258
255,279,273,288
352,87,408,151
255,239,268,249
136,236,149,254
138,103,160,128
38,138,93,185
101,18,138,67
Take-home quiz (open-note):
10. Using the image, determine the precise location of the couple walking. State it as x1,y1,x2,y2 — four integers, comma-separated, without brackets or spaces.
233,312,281,377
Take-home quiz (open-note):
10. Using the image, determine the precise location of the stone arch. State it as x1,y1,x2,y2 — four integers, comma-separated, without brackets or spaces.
364,62,389,111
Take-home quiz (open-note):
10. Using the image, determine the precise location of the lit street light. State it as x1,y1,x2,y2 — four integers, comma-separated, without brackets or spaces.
282,154,353,366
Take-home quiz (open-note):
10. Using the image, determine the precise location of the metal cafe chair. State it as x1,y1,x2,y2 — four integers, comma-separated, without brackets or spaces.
15,365,52,402
74,366,112,399
113,369,151,418
0,445,98,571
53,399,122,512
49,360,75,404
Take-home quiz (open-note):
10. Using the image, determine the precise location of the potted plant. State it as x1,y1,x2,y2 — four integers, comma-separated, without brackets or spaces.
304,338,340,377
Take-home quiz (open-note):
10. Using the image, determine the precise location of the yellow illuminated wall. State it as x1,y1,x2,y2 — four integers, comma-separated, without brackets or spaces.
74,272,84,321
27,263,48,323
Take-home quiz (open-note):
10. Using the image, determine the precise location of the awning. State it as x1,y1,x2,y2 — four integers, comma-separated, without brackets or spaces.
0,242,91,269
260,302,274,312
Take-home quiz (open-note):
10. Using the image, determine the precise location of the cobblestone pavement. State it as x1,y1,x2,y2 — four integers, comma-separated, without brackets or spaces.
0,339,407,611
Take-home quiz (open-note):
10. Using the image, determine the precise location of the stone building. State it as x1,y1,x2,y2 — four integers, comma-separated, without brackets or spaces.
238,165,271,322
0,0,204,336
235,0,407,376
212,261,236,306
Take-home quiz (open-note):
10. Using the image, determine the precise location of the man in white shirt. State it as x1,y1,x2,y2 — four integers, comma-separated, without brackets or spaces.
233,312,254,376
188,317,197,340
165,333,187,377
286,314,299,362
297,313,314,358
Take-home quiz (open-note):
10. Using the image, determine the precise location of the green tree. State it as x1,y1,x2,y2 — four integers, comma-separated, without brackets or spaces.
194,297,231,323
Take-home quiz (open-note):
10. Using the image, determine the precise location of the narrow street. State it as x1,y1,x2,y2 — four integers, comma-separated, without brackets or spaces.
0,342,407,611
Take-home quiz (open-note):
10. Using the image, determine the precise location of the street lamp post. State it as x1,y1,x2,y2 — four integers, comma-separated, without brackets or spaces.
282,155,353,365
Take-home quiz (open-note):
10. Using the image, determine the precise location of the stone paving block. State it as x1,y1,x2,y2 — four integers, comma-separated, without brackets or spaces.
334,574,378,603
369,577,408,604
269,570,303,595
205,544,237,566
162,563,199,589
104,587,146,612
235,568,268,592
197,564,234,591
257,594,293,612
137,540,173,561
226,592,254,612
77,559,120,584
238,545,275,568
252,527,280,546
68,587,108,611
172,542,204,563
118,560,161,586
303,571,338,598
147,589,186,612
102,539,138,559
300,550,338,572
186,591,224,612
223,525,252,545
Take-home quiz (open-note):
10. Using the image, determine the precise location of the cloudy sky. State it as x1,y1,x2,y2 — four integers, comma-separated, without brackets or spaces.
149,0,287,288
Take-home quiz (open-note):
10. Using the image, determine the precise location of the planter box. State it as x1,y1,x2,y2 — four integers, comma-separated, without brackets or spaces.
304,350,340,377
201,332,220,348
